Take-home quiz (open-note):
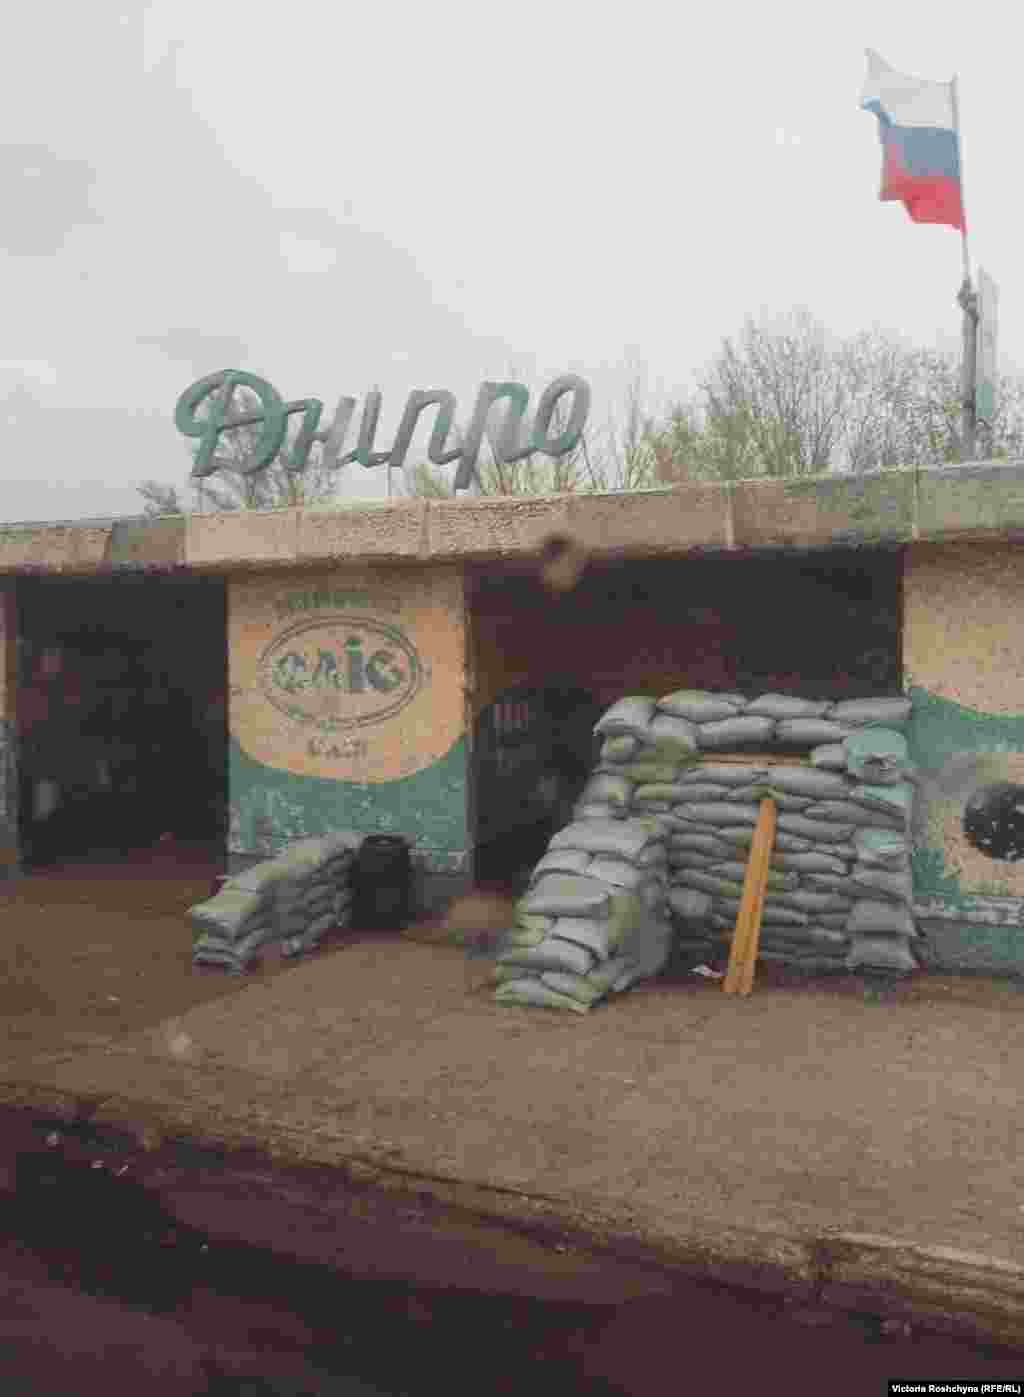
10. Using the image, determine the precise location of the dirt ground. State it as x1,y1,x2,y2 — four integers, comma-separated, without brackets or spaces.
2,844,1024,1386
1,850,1019,1080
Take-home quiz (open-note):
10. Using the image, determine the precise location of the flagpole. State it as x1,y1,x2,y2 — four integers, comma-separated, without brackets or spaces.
951,72,978,462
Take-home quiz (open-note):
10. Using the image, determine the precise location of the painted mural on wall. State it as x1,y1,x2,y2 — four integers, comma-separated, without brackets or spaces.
904,541,1024,963
228,568,467,868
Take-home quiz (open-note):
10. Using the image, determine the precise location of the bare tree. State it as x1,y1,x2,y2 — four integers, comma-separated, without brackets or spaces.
403,372,661,498
649,310,1024,483
140,385,342,514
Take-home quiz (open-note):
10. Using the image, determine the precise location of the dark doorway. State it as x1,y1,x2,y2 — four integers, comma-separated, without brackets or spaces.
472,681,602,889
16,574,227,869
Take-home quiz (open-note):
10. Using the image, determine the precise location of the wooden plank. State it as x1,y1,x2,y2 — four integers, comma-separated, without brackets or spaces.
740,801,777,997
723,797,777,997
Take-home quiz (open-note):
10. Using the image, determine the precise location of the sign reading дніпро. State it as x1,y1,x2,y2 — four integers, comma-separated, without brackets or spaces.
175,369,591,490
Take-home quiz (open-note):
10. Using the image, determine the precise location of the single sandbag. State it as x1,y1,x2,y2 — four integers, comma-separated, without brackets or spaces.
668,887,714,919
541,970,607,1006
497,937,596,976
667,850,725,871
802,801,893,826
676,870,747,899
845,936,919,973
502,925,548,947
491,964,528,985
777,814,856,843
706,861,798,891
663,783,735,803
614,762,682,785
720,828,813,853
656,690,744,723
810,743,848,771
550,916,617,960
823,842,858,861
744,693,831,719
496,978,591,1013
579,772,633,812
853,827,910,869
843,728,910,784
676,802,761,826
849,783,914,824
549,819,660,863
757,924,849,949
726,785,816,811
594,696,657,739
697,716,777,748
601,735,639,763
669,832,736,857
776,719,856,745
846,900,918,938
762,767,852,799
713,897,810,927
829,696,912,730
635,842,668,866
848,867,914,903
514,910,557,935
522,874,612,918
574,802,623,822
802,873,858,894
529,849,594,883
776,889,853,914
646,711,700,749
679,763,770,787
771,850,850,875
585,857,647,889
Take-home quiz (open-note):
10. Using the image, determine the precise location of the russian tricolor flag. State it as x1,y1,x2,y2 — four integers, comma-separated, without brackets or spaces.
861,49,965,232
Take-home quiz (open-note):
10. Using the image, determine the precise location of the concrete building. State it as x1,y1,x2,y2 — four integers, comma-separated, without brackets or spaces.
2,459,1023,975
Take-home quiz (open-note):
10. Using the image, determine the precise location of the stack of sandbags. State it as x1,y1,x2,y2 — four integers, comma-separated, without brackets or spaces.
191,831,364,971
653,692,920,975
490,817,672,1012
575,695,703,822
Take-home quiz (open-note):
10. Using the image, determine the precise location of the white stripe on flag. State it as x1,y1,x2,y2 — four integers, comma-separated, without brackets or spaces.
861,48,956,130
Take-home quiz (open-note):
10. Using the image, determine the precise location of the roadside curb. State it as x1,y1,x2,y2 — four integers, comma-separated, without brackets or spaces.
1,1082,1021,1350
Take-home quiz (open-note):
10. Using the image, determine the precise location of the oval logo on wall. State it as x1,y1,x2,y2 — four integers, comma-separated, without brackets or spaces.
258,614,423,730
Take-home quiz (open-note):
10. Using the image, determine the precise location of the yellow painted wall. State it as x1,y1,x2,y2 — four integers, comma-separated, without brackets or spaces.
229,566,466,784
227,566,471,870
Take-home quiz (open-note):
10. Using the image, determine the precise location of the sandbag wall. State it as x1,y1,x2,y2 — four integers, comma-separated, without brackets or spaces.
190,832,364,972
577,691,921,976
488,818,674,1013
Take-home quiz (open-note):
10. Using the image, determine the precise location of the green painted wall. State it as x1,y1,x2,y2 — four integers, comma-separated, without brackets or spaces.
228,735,469,876
906,685,1024,975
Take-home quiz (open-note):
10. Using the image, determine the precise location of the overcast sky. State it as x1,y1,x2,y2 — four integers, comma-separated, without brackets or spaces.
1,0,1017,522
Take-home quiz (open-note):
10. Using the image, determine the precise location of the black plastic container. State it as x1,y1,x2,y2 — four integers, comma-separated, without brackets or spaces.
353,834,413,930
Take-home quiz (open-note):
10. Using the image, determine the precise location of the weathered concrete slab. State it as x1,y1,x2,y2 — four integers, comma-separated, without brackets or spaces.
917,459,1024,540
298,499,429,563
732,468,915,551
104,517,186,567
185,508,299,569
427,494,572,560
566,484,732,558
0,524,113,573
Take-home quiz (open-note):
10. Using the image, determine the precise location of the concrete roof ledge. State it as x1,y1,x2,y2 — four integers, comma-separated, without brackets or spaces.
185,507,300,570
426,492,573,559
732,467,916,552
298,498,429,564
5,458,1024,576
0,522,113,574
917,457,1024,540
